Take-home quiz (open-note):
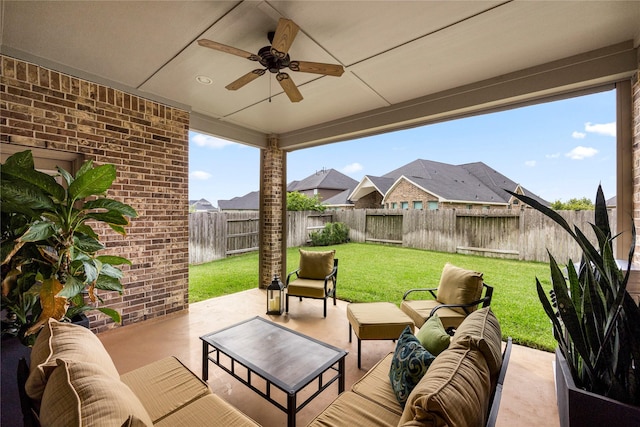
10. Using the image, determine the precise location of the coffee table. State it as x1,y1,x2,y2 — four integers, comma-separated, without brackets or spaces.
200,316,347,427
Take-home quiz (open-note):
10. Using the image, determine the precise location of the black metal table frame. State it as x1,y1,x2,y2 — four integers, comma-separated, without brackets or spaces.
201,318,346,427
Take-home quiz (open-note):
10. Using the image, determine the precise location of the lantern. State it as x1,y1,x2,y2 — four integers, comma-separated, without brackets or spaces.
266,275,284,315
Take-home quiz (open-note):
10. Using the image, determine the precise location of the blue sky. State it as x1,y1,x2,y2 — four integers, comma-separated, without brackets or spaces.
189,90,616,207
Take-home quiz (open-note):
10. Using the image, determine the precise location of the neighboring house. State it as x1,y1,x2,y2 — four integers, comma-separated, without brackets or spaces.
288,168,358,202
189,198,218,212
322,188,356,210
218,191,260,211
349,159,548,210
220,168,359,211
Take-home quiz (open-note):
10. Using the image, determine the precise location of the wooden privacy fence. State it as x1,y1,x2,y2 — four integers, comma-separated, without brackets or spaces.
189,211,333,264
189,208,619,265
333,208,619,263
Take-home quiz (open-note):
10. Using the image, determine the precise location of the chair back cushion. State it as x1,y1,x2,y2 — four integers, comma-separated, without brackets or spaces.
298,249,335,279
436,263,483,313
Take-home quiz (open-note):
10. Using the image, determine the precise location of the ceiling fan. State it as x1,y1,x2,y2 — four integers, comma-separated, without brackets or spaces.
197,18,344,102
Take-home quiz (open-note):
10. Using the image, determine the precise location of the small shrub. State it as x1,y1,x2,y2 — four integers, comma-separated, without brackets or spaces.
310,222,349,246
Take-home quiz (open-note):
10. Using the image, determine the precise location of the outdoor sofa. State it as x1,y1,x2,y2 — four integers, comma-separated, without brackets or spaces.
21,307,507,427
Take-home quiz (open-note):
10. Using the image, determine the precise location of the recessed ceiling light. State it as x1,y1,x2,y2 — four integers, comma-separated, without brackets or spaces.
196,75,213,85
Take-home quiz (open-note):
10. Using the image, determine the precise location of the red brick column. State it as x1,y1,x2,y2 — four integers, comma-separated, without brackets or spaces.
259,135,287,288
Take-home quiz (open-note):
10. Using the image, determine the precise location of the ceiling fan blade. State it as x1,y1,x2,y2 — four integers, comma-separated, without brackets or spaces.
225,69,266,91
270,18,299,59
289,61,344,77
276,73,303,102
198,39,259,61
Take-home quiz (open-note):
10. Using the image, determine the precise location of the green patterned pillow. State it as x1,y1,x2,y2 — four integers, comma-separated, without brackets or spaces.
389,326,436,407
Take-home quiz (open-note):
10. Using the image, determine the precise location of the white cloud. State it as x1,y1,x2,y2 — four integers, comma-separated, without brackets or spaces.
191,133,235,149
190,171,212,180
572,131,586,139
341,162,363,174
585,122,615,137
524,160,536,167
565,146,598,160
546,153,561,159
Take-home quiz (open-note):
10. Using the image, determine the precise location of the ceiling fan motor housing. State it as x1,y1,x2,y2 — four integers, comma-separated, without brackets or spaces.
258,46,290,73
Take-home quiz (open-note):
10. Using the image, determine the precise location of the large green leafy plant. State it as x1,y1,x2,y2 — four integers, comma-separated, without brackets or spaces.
1,150,137,345
510,186,640,405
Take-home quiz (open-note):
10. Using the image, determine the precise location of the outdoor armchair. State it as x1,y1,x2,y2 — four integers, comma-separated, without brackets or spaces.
400,262,493,331
286,249,338,317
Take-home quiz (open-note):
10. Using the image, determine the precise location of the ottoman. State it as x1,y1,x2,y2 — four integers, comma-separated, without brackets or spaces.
347,302,415,369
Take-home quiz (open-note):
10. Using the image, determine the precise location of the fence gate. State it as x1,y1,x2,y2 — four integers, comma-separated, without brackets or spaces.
226,215,259,256
365,210,403,244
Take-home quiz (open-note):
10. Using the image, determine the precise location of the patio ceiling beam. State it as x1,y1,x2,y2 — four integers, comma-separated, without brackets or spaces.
278,41,638,152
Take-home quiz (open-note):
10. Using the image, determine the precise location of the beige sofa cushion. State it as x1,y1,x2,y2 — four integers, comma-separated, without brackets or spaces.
39,359,152,427
351,353,403,415
298,249,335,279
398,339,492,427
436,263,483,314
120,356,211,423
307,391,401,427
451,307,503,376
154,394,261,427
26,318,119,400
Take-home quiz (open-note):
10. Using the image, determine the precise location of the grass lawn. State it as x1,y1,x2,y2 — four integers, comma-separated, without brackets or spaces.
189,242,555,351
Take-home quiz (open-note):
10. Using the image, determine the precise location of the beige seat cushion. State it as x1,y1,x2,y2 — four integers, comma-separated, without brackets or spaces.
451,307,503,377
400,299,466,329
288,277,330,298
39,359,152,427
154,394,261,427
307,391,401,427
398,339,492,427
120,356,211,423
347,302,414,340
298,249,335,279
26,317,120,400
437,263,484,314
351,353,403,415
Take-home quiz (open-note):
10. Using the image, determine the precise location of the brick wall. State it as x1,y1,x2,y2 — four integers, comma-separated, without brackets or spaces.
0,55,190,332
385,179,437,209
354,191,383,209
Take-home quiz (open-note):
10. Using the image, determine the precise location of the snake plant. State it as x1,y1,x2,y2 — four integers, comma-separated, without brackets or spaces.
509,185,640,406
1,150,137,345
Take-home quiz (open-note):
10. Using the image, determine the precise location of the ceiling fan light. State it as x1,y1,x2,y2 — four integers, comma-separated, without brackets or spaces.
196,75,213,85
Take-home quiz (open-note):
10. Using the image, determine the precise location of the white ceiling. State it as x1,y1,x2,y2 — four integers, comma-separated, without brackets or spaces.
2,1,639,150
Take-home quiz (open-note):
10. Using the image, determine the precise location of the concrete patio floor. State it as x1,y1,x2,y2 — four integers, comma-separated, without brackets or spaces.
99,288,560,427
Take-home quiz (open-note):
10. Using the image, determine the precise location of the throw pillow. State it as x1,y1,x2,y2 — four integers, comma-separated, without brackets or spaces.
26,317,120,400
415,315,450,356
298,249,335,279
389,326,436,407
39,359,153,427
436,263,483,314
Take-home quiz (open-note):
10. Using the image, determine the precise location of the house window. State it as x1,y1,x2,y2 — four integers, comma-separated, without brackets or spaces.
391,202,397,209
1,143,84,181
428,201,438,210
467,205,473,210
400,201,409,210
413,201,423,210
